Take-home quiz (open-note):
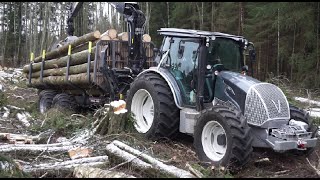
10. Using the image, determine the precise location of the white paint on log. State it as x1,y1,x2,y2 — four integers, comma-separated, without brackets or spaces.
106,143,152,169
74,166,136,178
112,140,195,178
23,156,108,172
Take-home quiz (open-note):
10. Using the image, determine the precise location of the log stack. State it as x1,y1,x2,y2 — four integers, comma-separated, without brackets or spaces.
22,29,155,95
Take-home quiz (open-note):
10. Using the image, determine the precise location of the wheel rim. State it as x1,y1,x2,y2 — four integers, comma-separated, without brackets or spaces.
201,120,227,162
131,89,154,133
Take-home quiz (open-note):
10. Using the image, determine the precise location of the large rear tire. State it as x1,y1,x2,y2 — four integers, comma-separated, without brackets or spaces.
38,90,58,114
52,93,77,112
289,105,318,155
194,106,253,171
126,73,180,140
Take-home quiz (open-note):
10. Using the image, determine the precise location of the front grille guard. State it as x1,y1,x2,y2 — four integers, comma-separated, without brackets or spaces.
244,83,290,127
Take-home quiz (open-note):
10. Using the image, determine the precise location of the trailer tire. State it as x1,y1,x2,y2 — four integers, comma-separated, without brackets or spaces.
39,90,58,114
289,105,318,155
194,105,253,171
52,93,77,112
126,73,180,140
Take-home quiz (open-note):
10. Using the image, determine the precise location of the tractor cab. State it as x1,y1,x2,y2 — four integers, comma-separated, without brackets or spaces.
154,28,256,109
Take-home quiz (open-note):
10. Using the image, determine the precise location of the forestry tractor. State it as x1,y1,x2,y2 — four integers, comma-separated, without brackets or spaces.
25,2,318,169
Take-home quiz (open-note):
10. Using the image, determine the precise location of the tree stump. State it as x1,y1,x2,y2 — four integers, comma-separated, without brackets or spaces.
94,100,130,136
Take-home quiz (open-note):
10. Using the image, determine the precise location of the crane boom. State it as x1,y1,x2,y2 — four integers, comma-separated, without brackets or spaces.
66,2,147,74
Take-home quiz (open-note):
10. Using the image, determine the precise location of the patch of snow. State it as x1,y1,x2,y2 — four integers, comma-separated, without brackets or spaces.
2,107,10,118
294,97,320,107
16,112,31,127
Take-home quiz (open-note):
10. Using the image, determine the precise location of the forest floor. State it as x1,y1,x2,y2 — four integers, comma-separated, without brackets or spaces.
0,67,320,178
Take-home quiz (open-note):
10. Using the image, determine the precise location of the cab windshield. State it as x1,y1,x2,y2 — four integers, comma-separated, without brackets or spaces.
207,38,242,72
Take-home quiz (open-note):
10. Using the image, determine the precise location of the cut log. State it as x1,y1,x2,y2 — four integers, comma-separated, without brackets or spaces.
0,143,81,152
74,166,136,178
105,143,153,169
68,147,93,160
23,47,96,73
23,156,108,173
118,32,128,41
142,34,151,42
111,140,195,178
32,31,101,63
30,61,94,78
100,35,111,41
101,29,117,40
30,73,94,87
72,40,97,54
0,133,40,142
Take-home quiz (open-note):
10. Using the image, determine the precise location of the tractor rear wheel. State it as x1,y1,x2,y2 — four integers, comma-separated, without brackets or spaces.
126,73,180,140
194,105,253,170
38,90,58,114
52,93,77,112
289,105,318,155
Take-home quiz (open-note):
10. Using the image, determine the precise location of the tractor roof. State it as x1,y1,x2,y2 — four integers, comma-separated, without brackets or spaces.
158,28,247,42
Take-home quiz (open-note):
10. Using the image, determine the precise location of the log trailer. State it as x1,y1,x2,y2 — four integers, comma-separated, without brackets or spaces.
24,2,318,169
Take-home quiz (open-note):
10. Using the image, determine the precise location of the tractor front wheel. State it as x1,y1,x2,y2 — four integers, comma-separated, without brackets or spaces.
194,105,253,170
290,105,318,155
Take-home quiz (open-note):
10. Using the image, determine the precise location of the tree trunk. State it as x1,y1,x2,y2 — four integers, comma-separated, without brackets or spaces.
1,2,6,67
277,8,280,79
166,2,170,27
16,2,22,67
32,31,100,63
290,22,296,82
238,2,244,35
201,2,204,30
316,2,320,87
211,2,215,31
23,47,96,73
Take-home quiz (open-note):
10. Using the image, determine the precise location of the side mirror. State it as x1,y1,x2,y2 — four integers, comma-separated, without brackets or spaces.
249,49,256,62
153,48,159,56
247,43,256,62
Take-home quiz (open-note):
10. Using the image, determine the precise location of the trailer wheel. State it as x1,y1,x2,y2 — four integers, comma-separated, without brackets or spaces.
126,73,180,140
290,105,318,155
194,106,253,171
39,90,58,114
52,93,77,112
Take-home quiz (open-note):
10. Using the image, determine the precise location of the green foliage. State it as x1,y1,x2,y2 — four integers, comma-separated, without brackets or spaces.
0,155,31,178
29,108,91,137
0,91,7,107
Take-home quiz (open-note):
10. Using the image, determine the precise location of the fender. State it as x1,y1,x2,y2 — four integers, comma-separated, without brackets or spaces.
137,67,184,109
